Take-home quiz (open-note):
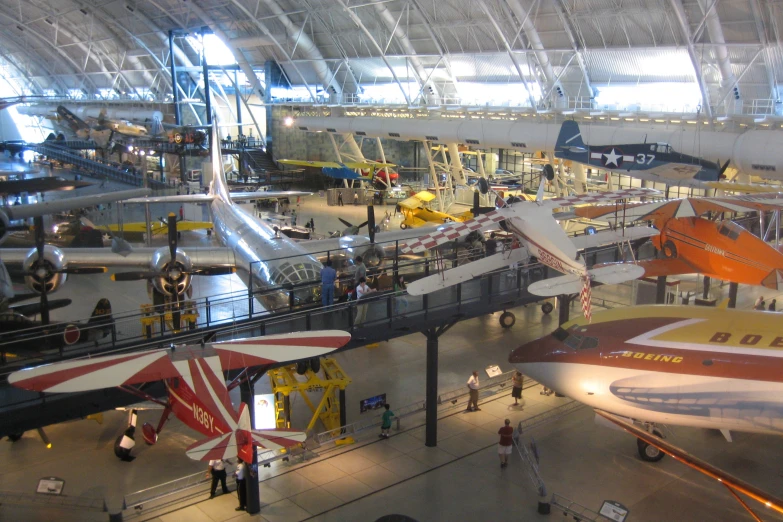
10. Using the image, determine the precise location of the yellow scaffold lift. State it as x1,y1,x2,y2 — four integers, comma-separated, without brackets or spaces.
268,357,352,435
139,300,199,338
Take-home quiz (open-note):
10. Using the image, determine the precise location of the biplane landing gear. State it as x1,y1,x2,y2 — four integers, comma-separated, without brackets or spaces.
114,409,138,462
499,311,516,329
541,302,554,314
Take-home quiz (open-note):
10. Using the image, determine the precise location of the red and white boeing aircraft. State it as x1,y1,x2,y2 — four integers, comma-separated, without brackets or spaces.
8,330,350,462
402,186,658,320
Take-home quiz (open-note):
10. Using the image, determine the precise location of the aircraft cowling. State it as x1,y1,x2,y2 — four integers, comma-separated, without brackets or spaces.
336,236,385,268
23,245,67,294
0,209,10,246
150,247,193,297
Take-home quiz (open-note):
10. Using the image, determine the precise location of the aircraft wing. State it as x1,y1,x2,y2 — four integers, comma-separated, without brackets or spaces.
8,331,351,394
527,264,645,296
401,209,509,253
570,226,659,250
278,159,394,169
4,188,151,221
595,258,699,279
594,410,783,517
123,191,311,205
407,247,529,296
0,246,236,269
105,221,213,234
543,187,659,210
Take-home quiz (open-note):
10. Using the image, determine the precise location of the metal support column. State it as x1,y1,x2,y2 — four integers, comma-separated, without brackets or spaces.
234,69,242,132
339,388,347,428
702,276,711,299
728,282,738,309
168,30,181,126
557,295,570,325
656,276,667,304
239,378,261,514
422,322,456,447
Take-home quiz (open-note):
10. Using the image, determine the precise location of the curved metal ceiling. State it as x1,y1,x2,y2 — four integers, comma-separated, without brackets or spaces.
0,0,780,113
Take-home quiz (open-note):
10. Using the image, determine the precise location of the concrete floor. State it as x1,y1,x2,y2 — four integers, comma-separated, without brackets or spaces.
1,156,782,522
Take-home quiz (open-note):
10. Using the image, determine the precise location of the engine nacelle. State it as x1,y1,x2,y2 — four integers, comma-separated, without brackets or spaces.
0,209,10,246
337,237,386,268
150,247,192,297
23,245,67,294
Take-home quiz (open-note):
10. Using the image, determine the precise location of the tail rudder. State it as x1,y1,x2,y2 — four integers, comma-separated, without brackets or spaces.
56,105,89,132
88,298,112,324
209,115,230,201
555,120,587,156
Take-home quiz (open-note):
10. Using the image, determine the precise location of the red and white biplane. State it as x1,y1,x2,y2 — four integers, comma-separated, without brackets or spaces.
402,186,659,321
8,330,351,462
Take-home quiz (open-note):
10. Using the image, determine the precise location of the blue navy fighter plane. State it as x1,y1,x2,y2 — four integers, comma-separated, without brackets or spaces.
554,120,729,186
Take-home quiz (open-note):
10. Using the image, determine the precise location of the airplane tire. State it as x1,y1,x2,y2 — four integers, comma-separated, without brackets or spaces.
662,240,677,259
499,311,516,329
400,223,408,229
637,428,665,462
541,302,554,314
7,431,23,442
296,361,308,375
308,357,321,374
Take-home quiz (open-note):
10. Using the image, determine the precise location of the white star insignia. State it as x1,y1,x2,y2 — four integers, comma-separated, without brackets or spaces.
602,148,622,167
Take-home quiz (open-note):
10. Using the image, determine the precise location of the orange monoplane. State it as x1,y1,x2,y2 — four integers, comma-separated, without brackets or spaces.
575,194,783,288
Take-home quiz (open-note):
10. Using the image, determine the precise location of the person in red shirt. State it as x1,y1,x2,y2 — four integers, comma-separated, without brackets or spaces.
497,419,514,468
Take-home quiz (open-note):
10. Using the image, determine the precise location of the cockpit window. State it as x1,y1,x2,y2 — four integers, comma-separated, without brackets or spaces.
551,327,599,350
271,261,321,286
718,221,741,241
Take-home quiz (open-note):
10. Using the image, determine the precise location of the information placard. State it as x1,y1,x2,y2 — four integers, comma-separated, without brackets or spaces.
37,477,64,495
599,500,629,522
254,393,277,430
360,393,387,413
485,365,503,378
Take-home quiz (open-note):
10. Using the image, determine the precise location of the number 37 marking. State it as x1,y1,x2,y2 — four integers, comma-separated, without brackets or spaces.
636,154,655,165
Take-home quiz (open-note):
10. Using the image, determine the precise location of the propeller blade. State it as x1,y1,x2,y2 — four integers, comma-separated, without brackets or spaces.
167,212,177,263
366,206,376,244
60,267,107,275
111,271,159,282
357,221,369,229
189,266,236,276
473,191,480,217
338,218,353,228
719,159,730,176
13,298,72,317
32,215,49,325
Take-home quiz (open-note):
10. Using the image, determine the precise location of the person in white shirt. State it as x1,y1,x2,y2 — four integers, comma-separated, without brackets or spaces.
355,277,375,324
234,458,247,511
207,459,229,499
467,371,480,412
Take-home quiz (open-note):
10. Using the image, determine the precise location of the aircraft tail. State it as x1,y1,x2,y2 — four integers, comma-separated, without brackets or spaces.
56,105,89,132
209,115,231,202
87,298,112,325
555,120,587,156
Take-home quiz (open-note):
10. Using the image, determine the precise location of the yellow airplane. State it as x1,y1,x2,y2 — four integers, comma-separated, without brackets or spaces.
104,219,213,238
398,191,473,229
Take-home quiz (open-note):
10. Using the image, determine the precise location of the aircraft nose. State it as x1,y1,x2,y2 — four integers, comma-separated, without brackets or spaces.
509,335,557,365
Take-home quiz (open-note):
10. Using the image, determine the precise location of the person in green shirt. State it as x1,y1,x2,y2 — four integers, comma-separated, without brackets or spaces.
380,403,394,439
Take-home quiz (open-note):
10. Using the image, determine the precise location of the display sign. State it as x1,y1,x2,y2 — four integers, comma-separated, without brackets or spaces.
599,500,629,522
37,477,64,495
253,393,277,430
360,393,387,413
485,365,503,378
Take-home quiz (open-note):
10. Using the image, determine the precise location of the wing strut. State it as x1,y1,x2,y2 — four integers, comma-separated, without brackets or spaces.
595,410,783,520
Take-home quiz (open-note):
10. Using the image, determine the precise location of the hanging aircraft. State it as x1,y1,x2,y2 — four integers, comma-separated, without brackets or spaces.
401,180,659,321
7,330,351,462
554,120,730,187
398,191,473,229
0,298,112,358
572,194,783,289
0,117,436,314
510,305,783,464
55,105,148,148
278,159,397,189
